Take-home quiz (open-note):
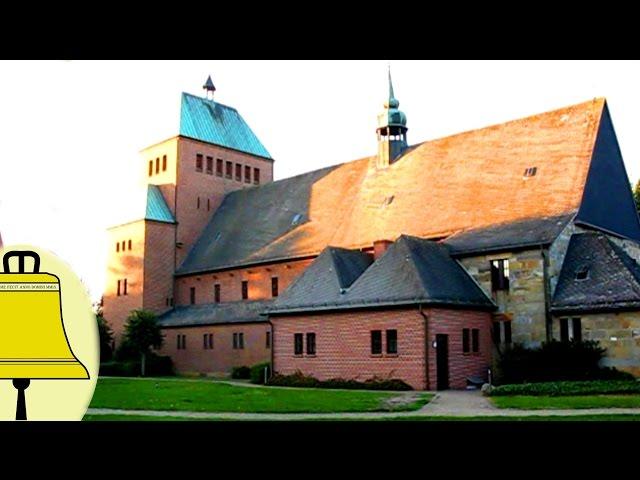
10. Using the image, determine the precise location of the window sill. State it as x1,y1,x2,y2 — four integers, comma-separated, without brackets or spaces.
294,354,303,358
463,352,481,356
370,353,383,358
305,354,316,358
385,353,398,358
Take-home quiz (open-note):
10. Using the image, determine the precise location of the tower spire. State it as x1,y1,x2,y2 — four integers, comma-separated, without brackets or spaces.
203,75,216,100
376,66,408,169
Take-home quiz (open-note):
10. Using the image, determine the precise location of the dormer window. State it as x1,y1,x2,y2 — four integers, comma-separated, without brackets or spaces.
523,167,537,178
291,213,303,226
575,265,589,281
381,195,395,207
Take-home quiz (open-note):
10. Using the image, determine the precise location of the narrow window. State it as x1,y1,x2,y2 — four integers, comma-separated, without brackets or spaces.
244,165,251,183
162,155,167,171
560,318,569,343
238,332,244,349
128,239,132,251
386,329,397,354
492,322,501,345
490,259,510,292
306,333,316,355
196,154,203,172
266,331,271,349
190,287,196,305
148,160,153,177
207,198,211,211
197,197,200,209
235,163,242,181
121,241,126,251
216,158,223,177
241,280,248,300
177,334,182,350
254,168,260,185
371,330,382,355
472,328,479,353
116,242,120,253
209,333,214,349
233,333,238,349
117,279,121,296
155,157,160,174
203,334,208,349
214,284,221,303
225,161,232,178
294,333,303,355
572,318,582,342
206,156,213,175
504,321,512,345
123,278,127,295
462,328,470,353
271,277,279,297
182,335,187,350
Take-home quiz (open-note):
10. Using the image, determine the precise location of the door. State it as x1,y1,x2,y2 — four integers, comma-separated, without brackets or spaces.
436,334,449,390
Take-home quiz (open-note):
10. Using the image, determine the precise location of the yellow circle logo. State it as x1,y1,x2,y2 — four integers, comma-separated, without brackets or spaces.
0,245,98,420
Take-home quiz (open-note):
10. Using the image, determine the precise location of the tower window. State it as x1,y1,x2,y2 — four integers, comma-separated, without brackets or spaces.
121,241,126,251
128,239,132,251
214,284,221,303
254,168,260,185
271,277,279,297
197,197,200,209
190,287,196,305
116,242,120,253
155,157,160,174
490,259,510,292
148,160,153,177
117,279,121,296
235,163,242,181
206,156,213,175
241,280,248,300
196,154,203,172
207,198,211,211
216,158,223,177
162,155,167,171
244,165,251,183
523,167,537,178
225,161,233,178
123,278,128,296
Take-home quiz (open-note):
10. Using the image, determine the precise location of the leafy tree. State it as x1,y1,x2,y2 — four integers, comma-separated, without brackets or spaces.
120,309,163,376
633,180,640,213
97,315,114,362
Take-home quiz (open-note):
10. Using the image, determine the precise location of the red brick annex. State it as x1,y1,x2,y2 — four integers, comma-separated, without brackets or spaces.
103,72,640,390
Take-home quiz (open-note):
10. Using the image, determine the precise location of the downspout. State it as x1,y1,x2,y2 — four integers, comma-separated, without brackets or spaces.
541,245,553,342
268,317,274,380
418,304,430,391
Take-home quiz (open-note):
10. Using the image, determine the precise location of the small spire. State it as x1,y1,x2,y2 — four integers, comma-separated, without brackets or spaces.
203,75,216,100
386,65,399,109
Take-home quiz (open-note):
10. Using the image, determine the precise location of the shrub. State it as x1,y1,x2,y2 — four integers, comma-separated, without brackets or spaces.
490,379,640,397
267,371,412,390
99,354,173,377
250,362,272,384
494,340,630,385
231,366,251,379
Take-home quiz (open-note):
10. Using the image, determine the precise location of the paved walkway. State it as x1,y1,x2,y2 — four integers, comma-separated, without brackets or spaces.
86,390,640,420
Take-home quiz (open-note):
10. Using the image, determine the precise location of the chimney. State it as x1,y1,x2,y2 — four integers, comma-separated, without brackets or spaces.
373,239,393,260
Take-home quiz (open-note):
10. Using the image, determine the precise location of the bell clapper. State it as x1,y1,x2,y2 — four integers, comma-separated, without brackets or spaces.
13,378,30,421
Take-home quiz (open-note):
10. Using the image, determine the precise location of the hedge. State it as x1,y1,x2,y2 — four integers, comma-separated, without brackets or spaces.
267,371,412,391
100,354,174,377
489,379,640,397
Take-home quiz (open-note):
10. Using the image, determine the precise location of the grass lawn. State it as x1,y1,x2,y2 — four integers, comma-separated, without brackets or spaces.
89,377,432,413
491,395,640,409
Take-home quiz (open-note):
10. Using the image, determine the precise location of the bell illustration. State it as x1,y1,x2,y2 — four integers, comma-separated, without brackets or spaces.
0,251,89,420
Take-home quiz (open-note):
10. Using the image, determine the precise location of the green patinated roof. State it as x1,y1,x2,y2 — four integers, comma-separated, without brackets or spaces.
377,69,407,130
145,185,175,223
179,92,272,159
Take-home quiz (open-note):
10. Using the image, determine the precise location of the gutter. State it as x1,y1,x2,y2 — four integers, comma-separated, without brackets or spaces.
541,245,553,342
418,304,430,391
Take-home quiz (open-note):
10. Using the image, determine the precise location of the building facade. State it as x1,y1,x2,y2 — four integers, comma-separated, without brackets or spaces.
103,73,640,388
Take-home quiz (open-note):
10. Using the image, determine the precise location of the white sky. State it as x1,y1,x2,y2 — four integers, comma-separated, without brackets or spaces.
0,60,639,301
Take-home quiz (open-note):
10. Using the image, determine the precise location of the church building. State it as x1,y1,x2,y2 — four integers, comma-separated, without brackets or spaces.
102,72,640,390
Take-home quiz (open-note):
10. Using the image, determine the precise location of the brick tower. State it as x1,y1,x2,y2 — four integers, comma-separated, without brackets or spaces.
103,76,274,346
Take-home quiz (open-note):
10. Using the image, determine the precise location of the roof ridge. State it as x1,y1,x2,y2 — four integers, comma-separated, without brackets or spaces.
181,91,238,112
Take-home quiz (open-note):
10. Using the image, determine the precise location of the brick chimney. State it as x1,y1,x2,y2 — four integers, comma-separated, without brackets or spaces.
373,239,393,260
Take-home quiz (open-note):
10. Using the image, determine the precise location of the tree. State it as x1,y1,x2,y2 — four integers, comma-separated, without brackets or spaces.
121,309,163,376
633,180,640,213
97,315,114,362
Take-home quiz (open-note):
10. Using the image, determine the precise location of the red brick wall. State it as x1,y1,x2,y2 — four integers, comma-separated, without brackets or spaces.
158,323,271,375
272,307,492,390
175,137,274,267
175,259,313,306
426,308,492,389
102,220,146,346
143,221,176,315
272,309,428,390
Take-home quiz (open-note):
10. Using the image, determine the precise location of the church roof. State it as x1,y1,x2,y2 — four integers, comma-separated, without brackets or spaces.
179,92,272,159
157,299,272,328
145,185,175,224
269,235,495,314
551,233,640,313
179,98,636,275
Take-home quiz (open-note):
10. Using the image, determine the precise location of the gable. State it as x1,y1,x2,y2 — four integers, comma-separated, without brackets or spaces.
574,102,640,241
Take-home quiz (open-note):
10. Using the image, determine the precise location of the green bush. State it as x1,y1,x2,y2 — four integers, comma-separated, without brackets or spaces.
99,354,174,377
231,366,251,379
267,371,412,391
494,340,631,385
490,379,640,396
250,362,272,384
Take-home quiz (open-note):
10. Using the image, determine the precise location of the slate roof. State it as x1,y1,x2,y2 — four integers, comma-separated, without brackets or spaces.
445,213,575,256
551,233,640,313
269,235,495,314
157,300,273,328
179,93,272,159
179,99,607,275
145,185,175,224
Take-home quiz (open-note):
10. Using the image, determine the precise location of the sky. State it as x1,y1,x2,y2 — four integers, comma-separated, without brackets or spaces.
0,60,639,301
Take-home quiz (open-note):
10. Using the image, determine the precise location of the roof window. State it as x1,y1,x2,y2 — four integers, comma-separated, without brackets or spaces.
381,195,395,207
575,265,589,281
523,167,537,178
291,213,303,226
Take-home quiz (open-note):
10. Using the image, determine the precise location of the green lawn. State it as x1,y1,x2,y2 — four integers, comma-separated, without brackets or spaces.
491,395,640,409
90,377,432,413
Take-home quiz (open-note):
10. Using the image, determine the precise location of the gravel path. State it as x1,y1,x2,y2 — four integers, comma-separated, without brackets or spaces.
86,390,640,420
